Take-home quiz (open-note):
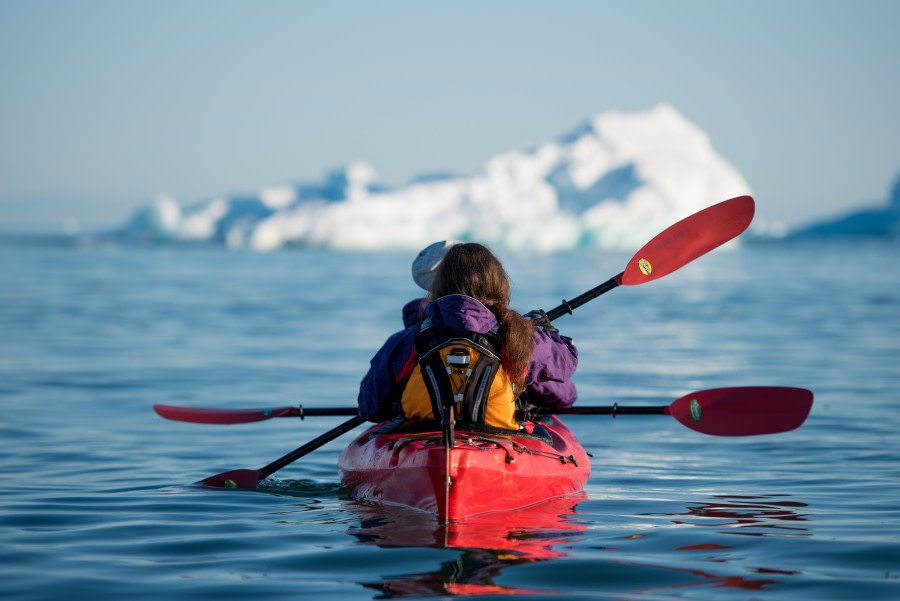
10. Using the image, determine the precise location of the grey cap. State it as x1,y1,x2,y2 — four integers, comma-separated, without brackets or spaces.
412,240,462,290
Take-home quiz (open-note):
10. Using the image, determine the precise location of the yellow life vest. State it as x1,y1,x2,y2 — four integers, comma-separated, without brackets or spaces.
399,320,521,431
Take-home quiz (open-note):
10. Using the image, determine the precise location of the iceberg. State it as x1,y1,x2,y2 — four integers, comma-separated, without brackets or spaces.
113,104,751,251
788,175,900,239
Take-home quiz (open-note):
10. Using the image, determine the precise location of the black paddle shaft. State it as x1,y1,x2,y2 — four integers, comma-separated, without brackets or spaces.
299,407,359,417
259,415,366,477
550,405,666,416
545,274,622,322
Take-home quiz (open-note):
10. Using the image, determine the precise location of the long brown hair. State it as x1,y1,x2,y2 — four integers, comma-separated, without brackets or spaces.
429,243,534,390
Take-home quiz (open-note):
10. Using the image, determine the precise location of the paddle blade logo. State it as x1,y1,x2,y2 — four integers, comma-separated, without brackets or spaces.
638,258,652,276
689,399,702,422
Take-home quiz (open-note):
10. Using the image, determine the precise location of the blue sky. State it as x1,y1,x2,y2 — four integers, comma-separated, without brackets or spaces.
1,0,898,232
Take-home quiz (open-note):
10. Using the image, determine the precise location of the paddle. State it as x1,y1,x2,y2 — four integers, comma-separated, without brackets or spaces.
548,386,814,437
156,386,813,437
545,195,755,320
198,414,367,488
153,404,357,424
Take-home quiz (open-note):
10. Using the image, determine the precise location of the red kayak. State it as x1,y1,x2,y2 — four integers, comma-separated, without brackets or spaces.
338,415,591,520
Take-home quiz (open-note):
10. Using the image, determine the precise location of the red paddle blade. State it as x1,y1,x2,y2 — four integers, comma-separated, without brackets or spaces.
667,386,814,436
622,195,755,285
153,404,298,424
197,468,265,488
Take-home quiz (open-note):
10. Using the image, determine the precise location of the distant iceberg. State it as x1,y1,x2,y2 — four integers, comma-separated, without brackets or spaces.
788,175,900,239
112,104,752,251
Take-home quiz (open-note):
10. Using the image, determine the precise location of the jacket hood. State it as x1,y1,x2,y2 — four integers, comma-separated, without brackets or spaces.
424,295,498,334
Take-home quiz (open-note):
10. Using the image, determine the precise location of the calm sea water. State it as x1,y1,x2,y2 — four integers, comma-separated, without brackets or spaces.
1,239,898,600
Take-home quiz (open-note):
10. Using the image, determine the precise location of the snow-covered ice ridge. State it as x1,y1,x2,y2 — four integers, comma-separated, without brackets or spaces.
120,104,751,251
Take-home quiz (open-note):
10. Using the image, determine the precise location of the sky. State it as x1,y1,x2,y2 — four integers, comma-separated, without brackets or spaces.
1,0,898,233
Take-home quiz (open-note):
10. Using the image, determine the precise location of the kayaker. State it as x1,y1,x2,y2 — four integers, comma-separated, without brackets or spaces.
359,242,578,429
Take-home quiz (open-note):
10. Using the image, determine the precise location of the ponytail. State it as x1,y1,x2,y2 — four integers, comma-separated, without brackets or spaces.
495,307,533,391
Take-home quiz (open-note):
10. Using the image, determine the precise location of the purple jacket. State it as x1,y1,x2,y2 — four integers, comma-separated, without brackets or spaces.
358,294,578,421
401,297,428,330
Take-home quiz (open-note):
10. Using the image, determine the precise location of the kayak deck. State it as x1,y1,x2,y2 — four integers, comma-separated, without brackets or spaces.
338,415,590,520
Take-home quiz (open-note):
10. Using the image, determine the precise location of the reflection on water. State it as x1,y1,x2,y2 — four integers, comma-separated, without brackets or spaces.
359,551,543,598
346,493,587,597
607,494,811,597
664,494,811,538
621,561,781,594
343,493,811,598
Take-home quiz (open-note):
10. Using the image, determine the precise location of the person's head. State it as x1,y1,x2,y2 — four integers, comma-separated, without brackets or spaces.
412,240,462,291
430,242,533,388
429,242,511,311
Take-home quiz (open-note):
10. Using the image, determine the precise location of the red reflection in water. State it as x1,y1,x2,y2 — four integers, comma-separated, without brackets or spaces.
676,543,731,551
345,493,810,597
348,493,587,596
618,559,779,594
616,494,810,596
670,494,811,536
